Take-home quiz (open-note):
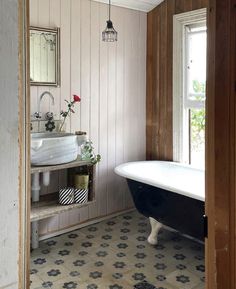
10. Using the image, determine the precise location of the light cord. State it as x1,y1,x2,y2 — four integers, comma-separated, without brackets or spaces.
109,0,111,21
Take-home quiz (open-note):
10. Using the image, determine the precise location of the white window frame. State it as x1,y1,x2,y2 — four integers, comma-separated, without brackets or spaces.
184,24,206,109
173,8,207,163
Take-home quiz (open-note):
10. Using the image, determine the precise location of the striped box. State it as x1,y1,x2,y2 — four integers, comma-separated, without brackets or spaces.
59,188,74,205
74,189,88,204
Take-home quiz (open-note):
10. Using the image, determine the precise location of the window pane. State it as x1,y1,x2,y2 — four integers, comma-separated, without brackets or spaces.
190,108,205,169
187,29,207,102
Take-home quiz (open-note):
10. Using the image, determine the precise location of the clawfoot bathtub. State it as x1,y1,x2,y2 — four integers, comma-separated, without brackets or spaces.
115,161,205,244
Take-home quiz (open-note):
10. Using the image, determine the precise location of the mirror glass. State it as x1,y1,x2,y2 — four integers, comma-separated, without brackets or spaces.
30,26,60,86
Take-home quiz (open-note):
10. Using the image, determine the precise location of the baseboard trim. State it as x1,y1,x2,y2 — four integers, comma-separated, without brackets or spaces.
39,208,136,241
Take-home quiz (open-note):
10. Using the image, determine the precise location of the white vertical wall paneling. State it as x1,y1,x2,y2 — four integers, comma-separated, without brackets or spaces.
47,0,62,223
77,0,91,222
138,12,147,160
98,3,109,217
46,170,67,234
30,0,39,119
46,215,59,234
38,0,50,115
30,0,39,26
70,0,81,133
58,169,68,188
134,12,143,161
80,0,91,136
30,0,147,237
112,6,127,211
123,9,139,208
106,21,118,214
39,219,49,235
52,2,70,229
60,0,71,132
41,173,60,231
131,11,140,161
48,171,60,194
49,0,61,117
59,211,69,229
64,0,84,226
88,0,100,219
123,8,130,164
68,209,80,226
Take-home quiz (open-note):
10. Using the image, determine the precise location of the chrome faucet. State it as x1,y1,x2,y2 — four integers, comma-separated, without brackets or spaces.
39,91,55,110
33,91,55,119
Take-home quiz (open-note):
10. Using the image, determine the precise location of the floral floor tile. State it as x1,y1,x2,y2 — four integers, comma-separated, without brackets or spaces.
30,273,44,288
134,280,179,289
187,260,205,281
166,269,201,289
192,282,205,289
36,263,72,283
30,210,204,289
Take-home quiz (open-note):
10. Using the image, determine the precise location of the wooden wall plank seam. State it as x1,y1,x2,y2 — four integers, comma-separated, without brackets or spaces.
30,0,147,237
146,0,208,161
146,11,153,160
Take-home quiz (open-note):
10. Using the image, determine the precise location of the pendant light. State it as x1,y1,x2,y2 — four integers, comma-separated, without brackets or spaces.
102,0,118,42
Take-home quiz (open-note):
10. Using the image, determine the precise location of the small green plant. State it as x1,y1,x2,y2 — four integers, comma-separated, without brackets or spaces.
81,141,101,165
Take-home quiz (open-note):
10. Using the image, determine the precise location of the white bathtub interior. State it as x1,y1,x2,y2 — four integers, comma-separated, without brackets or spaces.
115,161,205,201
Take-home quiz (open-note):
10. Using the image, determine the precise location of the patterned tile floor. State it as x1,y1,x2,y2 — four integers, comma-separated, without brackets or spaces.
30,210,205,289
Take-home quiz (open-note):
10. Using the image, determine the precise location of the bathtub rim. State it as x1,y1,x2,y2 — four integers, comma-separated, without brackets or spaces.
114,160,205,202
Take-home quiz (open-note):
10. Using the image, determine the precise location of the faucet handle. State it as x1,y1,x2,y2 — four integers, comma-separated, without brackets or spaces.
33,112,42,119
45,112,54,121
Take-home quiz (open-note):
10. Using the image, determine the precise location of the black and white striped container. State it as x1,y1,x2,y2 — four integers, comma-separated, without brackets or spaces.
74,189,88,204
59,188,74,205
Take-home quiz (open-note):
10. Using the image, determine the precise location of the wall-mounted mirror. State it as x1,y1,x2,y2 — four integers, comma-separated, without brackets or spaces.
30,26,60,86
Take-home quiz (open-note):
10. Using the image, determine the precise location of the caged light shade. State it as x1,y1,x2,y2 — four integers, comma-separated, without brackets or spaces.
102,20,118,42
102,0,118,42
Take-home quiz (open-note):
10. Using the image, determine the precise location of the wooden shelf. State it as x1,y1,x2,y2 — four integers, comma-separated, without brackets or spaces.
31,199,95,222
30,160,96,223
31,159,92,174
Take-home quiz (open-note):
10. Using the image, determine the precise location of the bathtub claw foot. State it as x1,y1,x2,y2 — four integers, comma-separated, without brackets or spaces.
148,217,162,245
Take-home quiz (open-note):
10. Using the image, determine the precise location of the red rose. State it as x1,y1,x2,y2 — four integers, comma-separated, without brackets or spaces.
73,95,81,102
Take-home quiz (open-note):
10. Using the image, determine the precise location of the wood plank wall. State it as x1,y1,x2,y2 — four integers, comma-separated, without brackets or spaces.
206,0,236,288
30,0,147,237
147,0,208,160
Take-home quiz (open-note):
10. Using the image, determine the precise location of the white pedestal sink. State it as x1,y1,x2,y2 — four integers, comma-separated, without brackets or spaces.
31,132,84,166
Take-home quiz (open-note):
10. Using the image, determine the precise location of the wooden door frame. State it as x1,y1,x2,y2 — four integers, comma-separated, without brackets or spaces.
18,0,236,288
206,0,236,288
18,0,30,288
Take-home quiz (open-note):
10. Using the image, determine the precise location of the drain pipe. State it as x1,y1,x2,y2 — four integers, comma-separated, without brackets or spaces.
31,171,51,202
42,171,50,186
31,171,51,249
31,173,40,202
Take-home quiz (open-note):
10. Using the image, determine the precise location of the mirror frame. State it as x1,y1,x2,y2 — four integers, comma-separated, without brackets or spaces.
30,26,60,87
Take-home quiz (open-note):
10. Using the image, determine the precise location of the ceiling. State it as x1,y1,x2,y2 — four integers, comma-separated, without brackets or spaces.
92,0,164,13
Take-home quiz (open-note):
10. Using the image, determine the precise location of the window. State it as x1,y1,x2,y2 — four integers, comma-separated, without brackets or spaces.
173,9,207,169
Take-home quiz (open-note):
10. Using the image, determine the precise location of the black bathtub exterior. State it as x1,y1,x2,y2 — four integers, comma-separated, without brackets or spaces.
127,179,205,240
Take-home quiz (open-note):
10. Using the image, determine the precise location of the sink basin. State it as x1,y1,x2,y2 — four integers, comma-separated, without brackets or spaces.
31,132,81,166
